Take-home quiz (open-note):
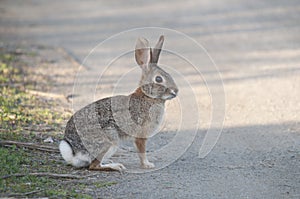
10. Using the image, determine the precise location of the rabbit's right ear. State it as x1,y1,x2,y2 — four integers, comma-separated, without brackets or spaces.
151,35,164,64
135,37,151,71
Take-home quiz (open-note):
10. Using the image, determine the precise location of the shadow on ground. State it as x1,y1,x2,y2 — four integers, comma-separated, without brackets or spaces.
92,121,300,198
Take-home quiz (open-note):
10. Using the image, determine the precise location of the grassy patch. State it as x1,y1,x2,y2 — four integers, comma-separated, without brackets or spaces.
0,53,68,140
0,147,95,198
0,47,115,198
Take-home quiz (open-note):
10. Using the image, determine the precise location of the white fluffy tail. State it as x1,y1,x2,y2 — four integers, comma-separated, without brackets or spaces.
59,140,92,168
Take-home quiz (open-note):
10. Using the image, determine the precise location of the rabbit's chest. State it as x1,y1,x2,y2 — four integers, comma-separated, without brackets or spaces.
132,101,165,136
130,99,164,122
148,103,164,128
123,96,164,136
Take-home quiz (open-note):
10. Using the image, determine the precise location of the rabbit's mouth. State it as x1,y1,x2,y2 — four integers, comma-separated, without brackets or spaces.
164,88,178,100
169,89,178,98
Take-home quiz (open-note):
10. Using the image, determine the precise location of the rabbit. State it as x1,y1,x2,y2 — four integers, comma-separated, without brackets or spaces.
59,35,178,171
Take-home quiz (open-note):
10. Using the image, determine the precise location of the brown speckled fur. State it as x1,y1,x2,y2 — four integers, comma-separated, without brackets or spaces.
60,35,178,170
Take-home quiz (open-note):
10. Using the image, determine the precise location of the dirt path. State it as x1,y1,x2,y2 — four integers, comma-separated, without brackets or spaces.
1,0,300,198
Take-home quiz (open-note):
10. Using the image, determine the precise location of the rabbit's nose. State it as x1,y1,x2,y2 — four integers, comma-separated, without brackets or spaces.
170,89,178,98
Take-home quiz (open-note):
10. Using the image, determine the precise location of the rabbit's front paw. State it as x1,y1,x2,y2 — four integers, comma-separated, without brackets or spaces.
141,161,155,169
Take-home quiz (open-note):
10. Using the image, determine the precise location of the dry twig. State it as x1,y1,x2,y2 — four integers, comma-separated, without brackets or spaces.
6,190,44,197
1,172,98,180
0,140,59,153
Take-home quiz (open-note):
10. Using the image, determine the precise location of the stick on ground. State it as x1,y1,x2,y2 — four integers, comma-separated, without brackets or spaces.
0,140,60,153
6,190,44,197
1,172,98,180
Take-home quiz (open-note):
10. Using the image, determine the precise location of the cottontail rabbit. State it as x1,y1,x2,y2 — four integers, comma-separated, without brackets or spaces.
59,35,178,171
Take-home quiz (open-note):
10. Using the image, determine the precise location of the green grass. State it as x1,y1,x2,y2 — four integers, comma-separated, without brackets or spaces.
0,49,116,198
0,53,67,140
0,147,102,198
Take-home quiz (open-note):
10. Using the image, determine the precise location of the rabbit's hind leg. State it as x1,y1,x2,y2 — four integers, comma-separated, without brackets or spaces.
89,144,126,171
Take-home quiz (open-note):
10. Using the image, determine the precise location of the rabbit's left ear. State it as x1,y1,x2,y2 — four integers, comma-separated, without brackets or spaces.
135,37,152,70
151,35,164,64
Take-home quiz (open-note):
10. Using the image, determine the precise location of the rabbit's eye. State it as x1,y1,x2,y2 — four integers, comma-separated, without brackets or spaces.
155,76,163,83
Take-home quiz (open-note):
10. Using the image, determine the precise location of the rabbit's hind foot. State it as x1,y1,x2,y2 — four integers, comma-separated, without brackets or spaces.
89,159,126,172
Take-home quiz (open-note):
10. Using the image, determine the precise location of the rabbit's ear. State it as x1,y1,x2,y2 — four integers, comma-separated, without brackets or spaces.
135,37,152,70
151,35,164,64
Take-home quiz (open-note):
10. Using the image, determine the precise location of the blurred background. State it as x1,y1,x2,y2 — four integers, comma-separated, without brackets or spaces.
1,0,299,123
1,0,299,67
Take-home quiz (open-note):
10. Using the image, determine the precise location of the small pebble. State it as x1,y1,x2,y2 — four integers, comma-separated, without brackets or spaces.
43,137,54,143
